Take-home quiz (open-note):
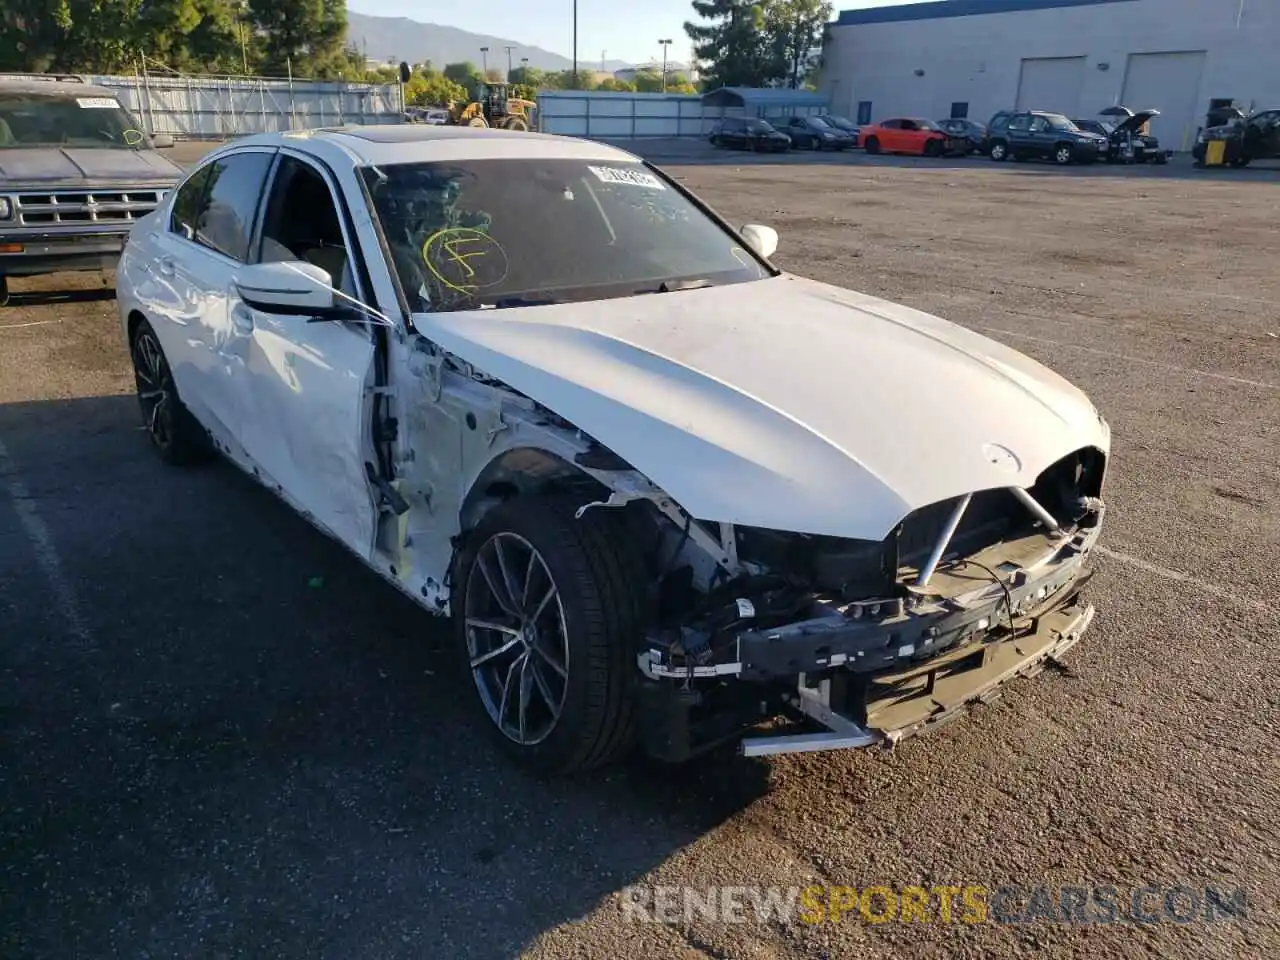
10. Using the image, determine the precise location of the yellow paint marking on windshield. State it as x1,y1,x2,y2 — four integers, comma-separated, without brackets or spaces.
421,227,509,295
122,129,144,146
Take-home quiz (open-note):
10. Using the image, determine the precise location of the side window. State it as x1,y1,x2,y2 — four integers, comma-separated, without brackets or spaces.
169,166,212,241
1029,117,1049,133
1007,115,1031,132
190,152,274,261
900,120,918,131
879,119,899,130
257,155,356,297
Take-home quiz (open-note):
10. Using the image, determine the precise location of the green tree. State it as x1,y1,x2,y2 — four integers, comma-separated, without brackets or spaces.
443,60,482,87
413,69,467,106
632,68,664,93
685,0,776,88
594,76,635,92
248,0,347,78
765,0,832,88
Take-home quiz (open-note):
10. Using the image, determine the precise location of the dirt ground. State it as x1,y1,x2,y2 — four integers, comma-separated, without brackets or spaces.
1,145,1277,960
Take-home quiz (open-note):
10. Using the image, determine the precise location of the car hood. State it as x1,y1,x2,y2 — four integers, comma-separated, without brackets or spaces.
1110,109,1160,136
0,147,184,185
412,275,1109,540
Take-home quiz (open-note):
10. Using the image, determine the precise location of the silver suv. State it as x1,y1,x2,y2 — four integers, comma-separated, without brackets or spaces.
0,74,184,305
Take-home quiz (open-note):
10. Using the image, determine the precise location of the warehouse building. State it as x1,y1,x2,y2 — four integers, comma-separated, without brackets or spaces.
821,0,1280,151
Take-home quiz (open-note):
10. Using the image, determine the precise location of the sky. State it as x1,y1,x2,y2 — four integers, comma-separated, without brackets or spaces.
348,0,933,68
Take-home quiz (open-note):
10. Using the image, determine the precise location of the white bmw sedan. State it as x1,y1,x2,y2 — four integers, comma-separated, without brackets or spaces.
117,126,1110,773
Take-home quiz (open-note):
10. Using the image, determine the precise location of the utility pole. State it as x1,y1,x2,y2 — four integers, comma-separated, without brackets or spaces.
480,46,489,75
572,0,578,89
658,39,672,92
505,46,516,80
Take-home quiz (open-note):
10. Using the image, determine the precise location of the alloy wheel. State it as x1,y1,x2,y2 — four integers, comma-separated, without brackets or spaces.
464,531,570,745
1056,146,1073,164
133,329,174,450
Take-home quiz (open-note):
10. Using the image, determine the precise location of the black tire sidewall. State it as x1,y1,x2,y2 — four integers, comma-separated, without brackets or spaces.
130,317,212,466
452,496,643,774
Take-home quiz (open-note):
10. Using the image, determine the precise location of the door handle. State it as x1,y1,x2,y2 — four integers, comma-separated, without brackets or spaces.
231,304,255,335
157,257,175,276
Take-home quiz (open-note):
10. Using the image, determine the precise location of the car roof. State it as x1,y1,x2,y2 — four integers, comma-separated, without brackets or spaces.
0,76,118,99
218,124,643,166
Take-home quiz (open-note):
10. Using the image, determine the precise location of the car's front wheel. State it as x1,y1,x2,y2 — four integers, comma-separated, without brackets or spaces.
0,276,8,307
989,140,1008,161
864,136,880,154
130,316,213,466
1055,143,1075,165
453,496,645,774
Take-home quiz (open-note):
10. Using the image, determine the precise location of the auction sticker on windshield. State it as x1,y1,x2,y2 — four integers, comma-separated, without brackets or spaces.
587,165,665,189
77,97,121,109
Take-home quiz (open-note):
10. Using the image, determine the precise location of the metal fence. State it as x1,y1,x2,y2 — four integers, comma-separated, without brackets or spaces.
87,73,403,139
534,90,832,138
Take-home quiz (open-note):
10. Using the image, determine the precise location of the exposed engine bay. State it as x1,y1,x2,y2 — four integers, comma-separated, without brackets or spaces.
585,447,1107,760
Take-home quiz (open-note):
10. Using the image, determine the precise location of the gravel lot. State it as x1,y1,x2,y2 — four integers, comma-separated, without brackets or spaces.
1,142,1277,959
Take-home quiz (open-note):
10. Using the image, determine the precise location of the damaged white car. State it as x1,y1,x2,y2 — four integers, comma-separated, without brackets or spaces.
116,126,1110,773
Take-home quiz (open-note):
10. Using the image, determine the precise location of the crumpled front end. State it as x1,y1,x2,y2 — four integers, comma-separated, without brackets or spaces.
628,446,1107,761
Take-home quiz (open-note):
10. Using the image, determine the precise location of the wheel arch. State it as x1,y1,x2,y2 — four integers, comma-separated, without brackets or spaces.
458,445,612,535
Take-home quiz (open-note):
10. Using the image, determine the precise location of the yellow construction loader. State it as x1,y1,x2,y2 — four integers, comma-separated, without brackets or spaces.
446,82,536,131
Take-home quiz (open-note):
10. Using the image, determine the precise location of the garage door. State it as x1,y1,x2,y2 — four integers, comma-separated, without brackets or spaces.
1016,57,1087,116
1121,51,1207,152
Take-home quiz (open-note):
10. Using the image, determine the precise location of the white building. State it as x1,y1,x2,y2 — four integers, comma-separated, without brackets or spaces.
821,0,1280,151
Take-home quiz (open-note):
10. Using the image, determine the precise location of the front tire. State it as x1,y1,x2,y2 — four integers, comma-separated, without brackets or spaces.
1055,143,1075,165
989,140,1008,161
130,317,213,466
924,139,941,158
0,276,8,307
864,136,880,155
453,496,645,774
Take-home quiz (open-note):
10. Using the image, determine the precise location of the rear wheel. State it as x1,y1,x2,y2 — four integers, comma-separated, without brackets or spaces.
504,116,528,132
864,136,880,155
130,317,213,466
454,496,645,774
989,140,1008,161
1231,155,1251,168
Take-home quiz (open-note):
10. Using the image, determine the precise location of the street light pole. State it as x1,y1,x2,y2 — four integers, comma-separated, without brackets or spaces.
658,39,672,92
505,46,516,80
480,46,489,75
572,0,578,89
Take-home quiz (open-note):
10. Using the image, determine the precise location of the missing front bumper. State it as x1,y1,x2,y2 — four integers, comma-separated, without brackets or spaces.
739,599,1095,757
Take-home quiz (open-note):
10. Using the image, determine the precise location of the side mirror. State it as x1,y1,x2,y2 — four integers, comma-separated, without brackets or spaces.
151,134,174,149
234,261,338,317
740,223,779,260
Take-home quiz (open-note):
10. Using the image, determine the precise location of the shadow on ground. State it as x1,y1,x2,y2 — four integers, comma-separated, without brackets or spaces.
0,394,772,959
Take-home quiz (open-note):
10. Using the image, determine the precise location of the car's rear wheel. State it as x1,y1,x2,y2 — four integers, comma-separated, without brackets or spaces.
1231,155,1251,168
503,117,528,132
453,496,645,774
989,140,1008,161
864,136,880,154
1055,143,1074,165
130,317,213,466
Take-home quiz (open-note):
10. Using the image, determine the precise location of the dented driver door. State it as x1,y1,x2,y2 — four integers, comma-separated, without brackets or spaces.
232,151,379,556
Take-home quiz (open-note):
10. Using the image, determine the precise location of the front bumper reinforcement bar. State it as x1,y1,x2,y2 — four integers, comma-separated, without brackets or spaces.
740,600,1095,757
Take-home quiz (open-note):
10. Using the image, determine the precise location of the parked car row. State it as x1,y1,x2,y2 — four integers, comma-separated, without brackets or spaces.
709,105,1187,168
1192,105,1280,168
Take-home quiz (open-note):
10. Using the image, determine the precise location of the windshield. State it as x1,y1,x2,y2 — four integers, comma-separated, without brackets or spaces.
809,117,833,128
825,116,855,128
0,93,147,149
915,119,943,132
361,158,772,313
1044,114,1079,131
746,120,775,133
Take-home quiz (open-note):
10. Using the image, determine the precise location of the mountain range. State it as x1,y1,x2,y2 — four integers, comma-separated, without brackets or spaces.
346,12,633,74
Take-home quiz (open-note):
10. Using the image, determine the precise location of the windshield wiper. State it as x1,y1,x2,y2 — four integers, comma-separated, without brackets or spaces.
638,279,716,295
482,295,562,309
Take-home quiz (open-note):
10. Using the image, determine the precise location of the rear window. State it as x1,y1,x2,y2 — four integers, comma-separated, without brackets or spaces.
0,92,147,149
361,157,771,313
